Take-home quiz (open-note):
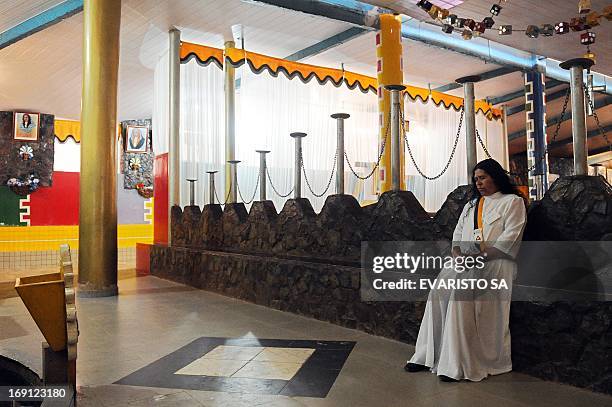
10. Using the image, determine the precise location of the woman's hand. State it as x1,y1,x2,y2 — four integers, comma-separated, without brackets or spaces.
480,246,513,262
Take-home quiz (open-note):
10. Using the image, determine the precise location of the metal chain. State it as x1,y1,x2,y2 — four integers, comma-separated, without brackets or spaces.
344,111,390,180
213,178,233,205
583,83,611,151
300,149,337,197
265,167,294,198
237,172,261,204
401,107,463,180
477,87,571,177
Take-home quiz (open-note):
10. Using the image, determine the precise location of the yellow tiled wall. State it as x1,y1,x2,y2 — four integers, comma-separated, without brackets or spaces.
0,224,153,252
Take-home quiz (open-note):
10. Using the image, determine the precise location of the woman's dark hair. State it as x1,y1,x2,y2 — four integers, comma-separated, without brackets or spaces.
470,158,522,204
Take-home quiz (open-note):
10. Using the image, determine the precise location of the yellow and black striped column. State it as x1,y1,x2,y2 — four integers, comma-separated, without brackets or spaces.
376,14,405,193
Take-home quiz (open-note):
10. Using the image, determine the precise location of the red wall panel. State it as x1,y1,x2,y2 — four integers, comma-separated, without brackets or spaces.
153,153,168,245
29,171,80,226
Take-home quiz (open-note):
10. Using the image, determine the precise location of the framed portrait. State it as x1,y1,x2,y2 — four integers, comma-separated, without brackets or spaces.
14,112,39,141
126,125,148,153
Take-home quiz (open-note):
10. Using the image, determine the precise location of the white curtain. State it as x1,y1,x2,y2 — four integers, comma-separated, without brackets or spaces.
180,60,225,207
153,53,169,155
153,55,225,207
404,100,504,212
152,56,505,213
236,65,379,212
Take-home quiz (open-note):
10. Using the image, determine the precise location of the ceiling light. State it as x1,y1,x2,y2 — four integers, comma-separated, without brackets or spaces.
499,25,512,35
540,24,554,36
490,4,502,16
525,25,539,38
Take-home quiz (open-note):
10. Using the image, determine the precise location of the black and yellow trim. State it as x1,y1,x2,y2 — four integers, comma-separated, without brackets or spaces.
179,41,502,120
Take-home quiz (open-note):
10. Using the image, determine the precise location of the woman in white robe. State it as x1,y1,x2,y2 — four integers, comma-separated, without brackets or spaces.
406,158,527,382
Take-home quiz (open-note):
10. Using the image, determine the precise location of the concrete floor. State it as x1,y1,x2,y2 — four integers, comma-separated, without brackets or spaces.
1,271,611,406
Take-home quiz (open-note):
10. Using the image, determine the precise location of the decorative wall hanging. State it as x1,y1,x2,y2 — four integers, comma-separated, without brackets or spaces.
136,182,153,199
14,112,39,141
1,112,54,187
6,174,40,196
122,119,154,190
126,125,148,153
128,156,141,171
19,145,34,161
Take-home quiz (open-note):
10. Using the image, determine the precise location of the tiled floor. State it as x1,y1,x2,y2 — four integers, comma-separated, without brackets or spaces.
1,272,611,406
175,345,315,379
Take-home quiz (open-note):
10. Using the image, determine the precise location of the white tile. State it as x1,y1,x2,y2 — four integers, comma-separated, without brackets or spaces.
174,358,247,377
253,347,315,364
232,361,304,380
202,345,265,361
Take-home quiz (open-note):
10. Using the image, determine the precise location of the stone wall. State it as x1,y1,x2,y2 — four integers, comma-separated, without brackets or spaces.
151,176,612,394
170,191,447,265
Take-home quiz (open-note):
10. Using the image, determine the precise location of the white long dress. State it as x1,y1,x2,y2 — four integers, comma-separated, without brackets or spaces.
409,191,527,381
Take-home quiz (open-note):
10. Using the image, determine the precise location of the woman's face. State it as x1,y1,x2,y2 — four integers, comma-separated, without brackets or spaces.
23,114,30,125
474,169,499,196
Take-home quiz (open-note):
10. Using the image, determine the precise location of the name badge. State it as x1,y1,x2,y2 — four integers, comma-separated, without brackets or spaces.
473,228,483,242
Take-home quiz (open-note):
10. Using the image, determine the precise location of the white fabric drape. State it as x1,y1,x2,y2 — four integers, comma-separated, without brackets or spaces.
180,60,225,207
153,53,169,155
404,99,505,212
236,65,379,212
154,55,226,207
152,55,505,213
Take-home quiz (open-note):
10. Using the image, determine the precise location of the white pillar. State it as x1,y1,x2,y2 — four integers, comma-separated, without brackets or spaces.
227,160,240,203
225,40,236,197
385,85,405,192
501,105,510,171
560,58,593,175
256,150,270,201
168,28,181,245
456,75,481,178
290,132,307,199
206,171,217,205
331,113,349,194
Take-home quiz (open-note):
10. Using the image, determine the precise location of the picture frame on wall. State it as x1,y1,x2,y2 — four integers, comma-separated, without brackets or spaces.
14,112,40,141
126,125,148,153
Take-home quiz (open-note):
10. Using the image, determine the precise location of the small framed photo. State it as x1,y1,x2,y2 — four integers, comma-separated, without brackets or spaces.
126,125,148,153
14,112,39,141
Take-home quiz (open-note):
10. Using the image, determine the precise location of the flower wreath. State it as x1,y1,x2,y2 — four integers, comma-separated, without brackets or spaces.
135,182,153,199
6,174,40,196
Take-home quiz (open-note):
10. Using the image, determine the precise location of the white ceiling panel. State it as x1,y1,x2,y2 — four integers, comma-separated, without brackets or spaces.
0,0,65,33
0,0,354,120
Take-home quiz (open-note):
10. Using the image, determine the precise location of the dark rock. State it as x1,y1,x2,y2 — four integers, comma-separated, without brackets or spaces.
524,176,612,241
274,199,317,256
433,185,472,240
170,206,185,246
222,203,248,249
366,191,436,241
182,206,201,247
242,200,277,253
199,204,223,249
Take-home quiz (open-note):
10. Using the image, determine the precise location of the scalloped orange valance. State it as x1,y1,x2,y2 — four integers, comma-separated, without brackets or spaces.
54,120,122,143
55,119,81,142
179,41,502,120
